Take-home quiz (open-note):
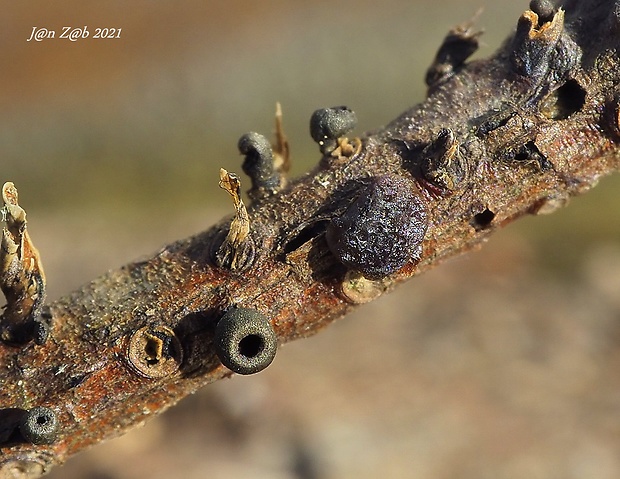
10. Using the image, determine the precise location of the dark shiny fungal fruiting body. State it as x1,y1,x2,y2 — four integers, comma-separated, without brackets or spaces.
326,174,428,279
19,407,59,445
529,0,555,23
425,22,481,88
310,106,357,155
214,307,277,375
238,132,280,197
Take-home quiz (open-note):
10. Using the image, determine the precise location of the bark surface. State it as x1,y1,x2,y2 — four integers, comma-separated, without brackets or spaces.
1,0,620,477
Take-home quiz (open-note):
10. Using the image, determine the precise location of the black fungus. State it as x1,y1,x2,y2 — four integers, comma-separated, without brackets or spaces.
310,106,357,155
326,174,428,279
214,307,277,375
238,132,280,195
425,25,481,88
19,407,59,445
529,0,555,23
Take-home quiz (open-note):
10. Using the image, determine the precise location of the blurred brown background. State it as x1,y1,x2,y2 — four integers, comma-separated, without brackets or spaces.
3,1,620,478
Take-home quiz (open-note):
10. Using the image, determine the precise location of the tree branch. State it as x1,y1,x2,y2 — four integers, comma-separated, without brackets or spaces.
2,0,620,476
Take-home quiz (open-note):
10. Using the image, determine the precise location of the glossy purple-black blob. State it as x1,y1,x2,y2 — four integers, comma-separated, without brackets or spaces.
326,174,428,279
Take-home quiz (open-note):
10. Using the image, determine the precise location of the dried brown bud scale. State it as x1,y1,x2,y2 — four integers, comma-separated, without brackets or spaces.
421,128,467,192
212,169,255,271
0,182,47,345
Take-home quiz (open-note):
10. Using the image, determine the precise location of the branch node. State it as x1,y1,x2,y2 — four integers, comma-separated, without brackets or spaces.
421,128,467,193
126,325,183,379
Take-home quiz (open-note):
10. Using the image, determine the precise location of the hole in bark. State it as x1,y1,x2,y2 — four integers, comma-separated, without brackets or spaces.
239,334,263,358
68,374,87,389
473,109,516,137
145,337,162,365
35,415,49,426
471,209,495,231
513,141,552,169
127,326,183,378
541,79,586,120
282,220,329,254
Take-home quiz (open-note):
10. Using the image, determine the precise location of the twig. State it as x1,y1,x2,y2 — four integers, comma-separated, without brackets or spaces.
1,0,619,476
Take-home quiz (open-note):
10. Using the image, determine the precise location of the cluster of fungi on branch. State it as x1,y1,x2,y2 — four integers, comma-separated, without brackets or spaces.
2,0,620,476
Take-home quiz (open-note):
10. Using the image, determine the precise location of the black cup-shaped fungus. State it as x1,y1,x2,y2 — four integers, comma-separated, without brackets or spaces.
214,307,277,375
326,174,428,279
238,132,280,193
310,106,357,154
19,406,59,445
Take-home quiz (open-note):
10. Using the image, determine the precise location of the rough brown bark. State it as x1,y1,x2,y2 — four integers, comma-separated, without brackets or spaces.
1,0,620,476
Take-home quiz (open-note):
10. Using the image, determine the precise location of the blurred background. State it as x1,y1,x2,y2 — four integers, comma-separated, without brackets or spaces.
3,1,620,478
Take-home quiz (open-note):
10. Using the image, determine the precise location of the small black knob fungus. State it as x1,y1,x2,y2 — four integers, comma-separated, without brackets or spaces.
238,132,280,195
425,24,481,88
326,174,428,279
19,406,59,445
214,307,277,375
310,106,357,155
529,0,555,23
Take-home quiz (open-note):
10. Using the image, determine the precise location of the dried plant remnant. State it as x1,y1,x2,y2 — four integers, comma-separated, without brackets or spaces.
421,128,468,192
219,169,249,247
511,6,581,92
511,7,563,78
273,102,290,176
213,169,255,271
0,182,46,344
326,174,428,279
